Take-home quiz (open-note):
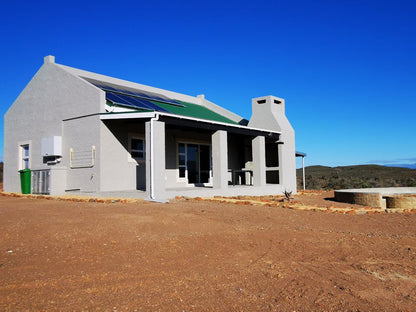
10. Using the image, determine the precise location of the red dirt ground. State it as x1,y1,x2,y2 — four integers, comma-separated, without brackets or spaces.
1,191,415,311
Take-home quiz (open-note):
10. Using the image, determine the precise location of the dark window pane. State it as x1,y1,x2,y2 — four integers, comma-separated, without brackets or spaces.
179,154,185,165
200,145,210,170
179,143,185,154
131,139,143,151
131,151,144,158
179,167,185,178
23,145,29,157
200,171,209,183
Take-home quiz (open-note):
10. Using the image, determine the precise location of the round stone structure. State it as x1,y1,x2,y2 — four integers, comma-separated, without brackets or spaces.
334,187,416,209
385,195,416,209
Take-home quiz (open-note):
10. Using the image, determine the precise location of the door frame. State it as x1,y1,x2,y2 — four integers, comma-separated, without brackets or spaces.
177,141,212,186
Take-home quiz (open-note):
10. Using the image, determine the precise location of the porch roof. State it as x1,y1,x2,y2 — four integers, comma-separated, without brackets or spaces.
100,111,281,139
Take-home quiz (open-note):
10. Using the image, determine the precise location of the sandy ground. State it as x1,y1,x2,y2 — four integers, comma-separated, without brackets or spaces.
0,191,415,311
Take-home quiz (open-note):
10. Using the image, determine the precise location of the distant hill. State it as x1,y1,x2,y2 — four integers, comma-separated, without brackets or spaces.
0,162,2,183
297,164,416,190
386,163,416,169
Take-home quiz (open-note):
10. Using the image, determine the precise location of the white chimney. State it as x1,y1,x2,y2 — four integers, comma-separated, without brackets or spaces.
44,55,55,64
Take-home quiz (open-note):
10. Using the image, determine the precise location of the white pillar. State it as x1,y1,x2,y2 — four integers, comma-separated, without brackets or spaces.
145,119,166,200
252,136,266,186
302,156,306,190
279,132,297,193
212,130,228,189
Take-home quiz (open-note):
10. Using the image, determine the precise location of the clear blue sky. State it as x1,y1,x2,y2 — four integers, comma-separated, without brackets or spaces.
1,0,415,168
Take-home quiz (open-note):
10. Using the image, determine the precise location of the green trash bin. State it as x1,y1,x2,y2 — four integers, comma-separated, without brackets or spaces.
19,169,31,194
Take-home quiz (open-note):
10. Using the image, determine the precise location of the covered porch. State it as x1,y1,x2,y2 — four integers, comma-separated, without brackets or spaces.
100,111,285,201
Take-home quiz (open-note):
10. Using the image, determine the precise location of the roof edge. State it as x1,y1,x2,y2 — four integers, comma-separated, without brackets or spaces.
56,63,201,105
53,57,246,125
100,111,281,136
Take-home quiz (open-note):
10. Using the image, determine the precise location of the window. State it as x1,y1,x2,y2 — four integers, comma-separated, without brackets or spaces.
178,143,186,178
130,138,145,159
20,144,30,169
177,142,211,184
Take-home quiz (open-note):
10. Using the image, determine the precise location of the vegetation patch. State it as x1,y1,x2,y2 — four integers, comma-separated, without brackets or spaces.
297,165,416,190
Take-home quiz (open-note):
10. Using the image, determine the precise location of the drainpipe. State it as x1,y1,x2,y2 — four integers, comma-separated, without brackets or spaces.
149,113,160,200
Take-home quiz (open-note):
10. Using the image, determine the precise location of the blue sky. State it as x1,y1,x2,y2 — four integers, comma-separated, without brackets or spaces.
1,0,415,168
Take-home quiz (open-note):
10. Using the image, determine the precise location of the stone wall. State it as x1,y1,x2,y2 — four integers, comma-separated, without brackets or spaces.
385,195,416,209
334,191,382,207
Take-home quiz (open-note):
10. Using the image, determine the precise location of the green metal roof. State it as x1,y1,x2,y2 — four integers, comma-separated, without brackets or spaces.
107,100,238,125
152,100,238,125
99,80,239,125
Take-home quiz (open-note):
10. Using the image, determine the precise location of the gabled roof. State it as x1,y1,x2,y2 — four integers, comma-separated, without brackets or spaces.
56,61,243,125
85,79,238,125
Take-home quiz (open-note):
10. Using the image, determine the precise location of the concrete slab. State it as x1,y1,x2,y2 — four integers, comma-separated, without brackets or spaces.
63,184,288,201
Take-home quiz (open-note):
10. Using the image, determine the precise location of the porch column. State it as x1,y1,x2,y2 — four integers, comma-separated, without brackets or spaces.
252,135,266,186
302,156,306,190
212,130,228,189
145,119,166,201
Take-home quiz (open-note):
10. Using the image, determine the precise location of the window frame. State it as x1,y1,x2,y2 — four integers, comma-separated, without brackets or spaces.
176,141,212,185
18,141,31,170
128,134,145,162
178,143,186,179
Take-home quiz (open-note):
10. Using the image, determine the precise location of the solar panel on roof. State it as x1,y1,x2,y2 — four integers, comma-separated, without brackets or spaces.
88,80,184,107
106,91,170,112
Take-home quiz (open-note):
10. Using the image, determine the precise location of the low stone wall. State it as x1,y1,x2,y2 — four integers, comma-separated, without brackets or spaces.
385,195,416,209
334,191,382,207
335,188,416,209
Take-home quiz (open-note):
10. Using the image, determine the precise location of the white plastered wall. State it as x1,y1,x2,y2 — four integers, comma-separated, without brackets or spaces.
248,96,297,193
99,119,146,192
62,115,101,192
4,56,104,193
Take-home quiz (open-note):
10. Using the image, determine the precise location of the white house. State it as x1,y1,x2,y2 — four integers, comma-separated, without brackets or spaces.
4,56,298,201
